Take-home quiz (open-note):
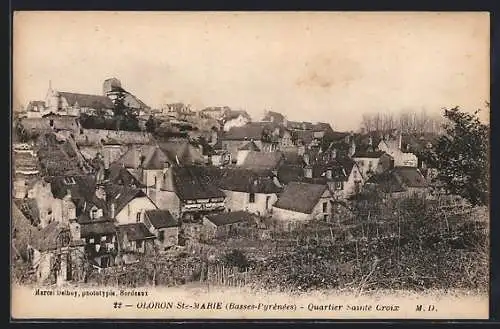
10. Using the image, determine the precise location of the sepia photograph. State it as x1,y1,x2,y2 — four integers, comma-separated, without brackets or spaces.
11,11,490,319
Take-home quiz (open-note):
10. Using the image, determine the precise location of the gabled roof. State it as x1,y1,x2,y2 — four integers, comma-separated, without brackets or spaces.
158,140,204,165
366,167,428,193
144,209,177,229
79,218,117,237
106,164,144,187
219,168,282,194
274,182,329,214
238,140,261,151
105,184,150,214
58,91,115,109
170,165,226,200
277,164,304,185
205,211,256,226
239,151,284,170
392,167,428,188
117,223,155,241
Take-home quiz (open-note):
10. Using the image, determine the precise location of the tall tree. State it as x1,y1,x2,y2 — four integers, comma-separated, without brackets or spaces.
423,107,489,206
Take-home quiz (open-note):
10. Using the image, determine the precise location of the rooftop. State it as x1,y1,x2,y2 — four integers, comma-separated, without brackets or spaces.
274,182,328,214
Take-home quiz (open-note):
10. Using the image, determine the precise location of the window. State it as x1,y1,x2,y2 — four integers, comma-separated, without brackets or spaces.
335,181,343,190
91,208,98,219
368,161,373,168
323,214,328,221
322,202,327,212
249,193,255,203
136,240,143,249
136,212,141,222
158,230,165,242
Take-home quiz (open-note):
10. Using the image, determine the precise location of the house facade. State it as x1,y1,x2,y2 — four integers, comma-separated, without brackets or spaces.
219,169,281,216
202,211,255,240
143,209,179,249
45,84,115,117
272,182,335,230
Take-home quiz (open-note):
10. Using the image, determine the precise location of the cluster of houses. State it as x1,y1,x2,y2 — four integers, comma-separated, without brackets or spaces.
12,78,437,285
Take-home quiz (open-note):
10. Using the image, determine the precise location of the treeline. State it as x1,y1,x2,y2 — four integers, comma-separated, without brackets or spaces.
361,109,446,135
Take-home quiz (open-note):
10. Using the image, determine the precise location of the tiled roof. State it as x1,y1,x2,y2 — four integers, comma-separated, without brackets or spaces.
239,151,284,170
392,167,428,188
79,218,117,238
144,209,177,229
219,168,282,194
274,182,328,214
106,164,144,187
158,140,204,165
105,184,149,214
205,211,256,226
171,165,225,200
58,91,115,109
238,141,261,151
117,223,155,241
366,167,428,193
277,164,304,185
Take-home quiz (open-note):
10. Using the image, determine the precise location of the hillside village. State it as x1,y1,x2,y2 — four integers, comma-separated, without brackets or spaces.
12,78,484,289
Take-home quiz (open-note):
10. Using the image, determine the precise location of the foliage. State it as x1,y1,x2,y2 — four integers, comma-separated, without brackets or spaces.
223,249,249,272
78,93,141,131
145,115,158,133
423,107,489,206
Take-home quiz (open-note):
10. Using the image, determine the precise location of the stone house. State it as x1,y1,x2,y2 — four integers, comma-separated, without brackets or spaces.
272,182,335,230
219,168,281,216
202,211,256,240
143,209,179,249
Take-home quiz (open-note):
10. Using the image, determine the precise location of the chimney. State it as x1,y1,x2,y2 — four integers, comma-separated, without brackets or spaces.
326,169,333,180
304,165,313,179
110,202,116,219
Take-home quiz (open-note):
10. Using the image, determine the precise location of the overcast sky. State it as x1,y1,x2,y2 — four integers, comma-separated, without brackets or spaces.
13,11,489,131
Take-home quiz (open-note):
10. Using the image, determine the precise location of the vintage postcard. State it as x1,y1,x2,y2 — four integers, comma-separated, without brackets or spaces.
11,11,490,320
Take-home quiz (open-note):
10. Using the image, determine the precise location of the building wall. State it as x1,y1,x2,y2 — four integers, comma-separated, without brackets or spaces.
272,191,334,229
74,129,154,146
221,140,264,161
271,207,310,229
236,150,250,165
155,190,182,218
114,196,158,225
344,165,364,197
223,189,277,216
143,169,165,188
